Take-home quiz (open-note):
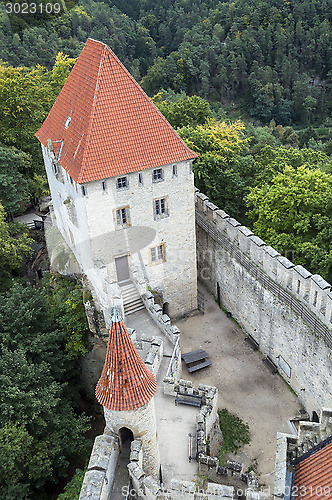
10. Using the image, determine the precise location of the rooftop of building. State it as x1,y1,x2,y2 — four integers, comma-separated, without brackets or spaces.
293,437,332,499
35,38,197,184
95,309,157,411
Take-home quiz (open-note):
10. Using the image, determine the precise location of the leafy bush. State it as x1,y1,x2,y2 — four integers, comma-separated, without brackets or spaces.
218,408,250,460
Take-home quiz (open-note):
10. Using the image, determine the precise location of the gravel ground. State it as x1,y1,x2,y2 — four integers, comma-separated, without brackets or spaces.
177,284,303,490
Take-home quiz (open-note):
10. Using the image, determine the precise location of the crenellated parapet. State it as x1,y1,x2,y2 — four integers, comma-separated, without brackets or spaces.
195,188,332,414
195,188,332,338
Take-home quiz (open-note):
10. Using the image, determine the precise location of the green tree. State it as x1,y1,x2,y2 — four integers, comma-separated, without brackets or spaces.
0,423,33,499
0,62,54,166
179,120,252,219
0,283,91,495
0,144,31,216
44,276,91,358
58,468,86,499
153,94,212,128
0,203,32,291
246,165,332,281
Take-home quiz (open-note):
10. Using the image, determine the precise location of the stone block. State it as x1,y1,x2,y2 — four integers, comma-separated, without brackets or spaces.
217,466,227,475
277,256,294,268
228,217,241,227
79,470,104,500
311,274,331,290
294,265,312,279
226,460,242,472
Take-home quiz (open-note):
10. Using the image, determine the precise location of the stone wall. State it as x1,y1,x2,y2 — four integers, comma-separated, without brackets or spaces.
195,189,332,415
165,337,182,381
141,291,181,345
79,432,119,500
104,398,160,479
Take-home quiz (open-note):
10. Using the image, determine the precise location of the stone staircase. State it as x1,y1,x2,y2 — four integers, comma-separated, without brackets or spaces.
120,282,145,316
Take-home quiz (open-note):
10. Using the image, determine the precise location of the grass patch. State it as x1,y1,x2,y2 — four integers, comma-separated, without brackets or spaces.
218,409,250,462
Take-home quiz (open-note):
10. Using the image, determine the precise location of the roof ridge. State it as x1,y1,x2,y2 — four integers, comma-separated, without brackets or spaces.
98,43,190,159
78,41,106,183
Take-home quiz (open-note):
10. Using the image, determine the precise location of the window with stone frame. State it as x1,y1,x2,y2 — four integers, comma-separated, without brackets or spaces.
152,168,163,182
153,197,169,219
172,164,178,177
116,176,129,189
115,206,131,227
150,243,166,264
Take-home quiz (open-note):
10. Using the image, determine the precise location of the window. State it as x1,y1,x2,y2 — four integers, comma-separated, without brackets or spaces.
82,185,87,196
152,168,163,182
154,197,168,219
116,176,128,189
102,180,107,191
138,173,143,185
313,290,318,307
115,207,130,227
65,116,71,129
172,164,178,177
52,163,58,174
150,244,166,264
70,176,73,185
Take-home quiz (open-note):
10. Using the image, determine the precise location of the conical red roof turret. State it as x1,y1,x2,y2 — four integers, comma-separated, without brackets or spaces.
95,309,157,411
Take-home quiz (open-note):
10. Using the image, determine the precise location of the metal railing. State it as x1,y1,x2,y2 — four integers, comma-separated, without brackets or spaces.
196,212,332,348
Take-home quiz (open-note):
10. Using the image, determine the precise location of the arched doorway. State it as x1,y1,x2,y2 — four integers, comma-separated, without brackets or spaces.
119,427,134,458
162,302,169,316
312,411,319,423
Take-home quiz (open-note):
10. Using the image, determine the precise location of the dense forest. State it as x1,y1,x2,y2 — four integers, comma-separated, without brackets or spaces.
1,0,331,124
0,0,331,497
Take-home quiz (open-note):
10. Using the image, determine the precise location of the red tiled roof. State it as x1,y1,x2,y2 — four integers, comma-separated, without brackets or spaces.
35,38,197,184
95,315,157,411
294,441,332,499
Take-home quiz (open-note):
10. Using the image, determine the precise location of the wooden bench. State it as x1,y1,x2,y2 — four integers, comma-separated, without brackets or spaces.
245,335,259,351
175,392,203,407
187,360,211,373
263,356,278,374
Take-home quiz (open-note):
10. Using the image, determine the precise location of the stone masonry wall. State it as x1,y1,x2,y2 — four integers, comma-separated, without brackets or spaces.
104,398,160,479
79,432,119,500
195,189,332,415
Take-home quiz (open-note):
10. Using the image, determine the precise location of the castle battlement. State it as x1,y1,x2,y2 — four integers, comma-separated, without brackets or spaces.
195,189,332,345
195,189,332,415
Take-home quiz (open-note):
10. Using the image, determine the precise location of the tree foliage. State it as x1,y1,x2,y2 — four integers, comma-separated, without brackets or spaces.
0,282,91,497
0,203,32,291
246,165,332,282
0,0,330,125
0,144,31,215
153,92,212,128
179,120,252,219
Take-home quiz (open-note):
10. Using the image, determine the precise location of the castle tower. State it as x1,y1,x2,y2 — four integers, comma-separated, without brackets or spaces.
95,308,160,478
35,38,198,320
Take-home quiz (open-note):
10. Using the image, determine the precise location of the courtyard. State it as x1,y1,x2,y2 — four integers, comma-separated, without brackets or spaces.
83,283,302,493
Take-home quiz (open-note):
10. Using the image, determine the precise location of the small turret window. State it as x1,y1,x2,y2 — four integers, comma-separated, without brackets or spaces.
65,116,71,129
